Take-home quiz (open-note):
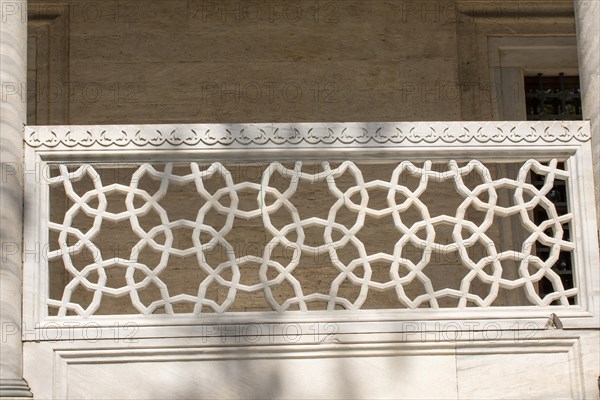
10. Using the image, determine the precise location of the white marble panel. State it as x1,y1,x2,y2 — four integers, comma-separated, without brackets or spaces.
457,352,576,399
65,355,457,399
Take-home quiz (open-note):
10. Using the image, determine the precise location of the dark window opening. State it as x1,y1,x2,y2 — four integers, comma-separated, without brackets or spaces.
526,72,580,304
525,73,582,120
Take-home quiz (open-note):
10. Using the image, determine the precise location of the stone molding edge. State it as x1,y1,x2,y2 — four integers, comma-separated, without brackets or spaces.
0,379,33,398
52,336,579,363
24,121,591,148
456,0,574,18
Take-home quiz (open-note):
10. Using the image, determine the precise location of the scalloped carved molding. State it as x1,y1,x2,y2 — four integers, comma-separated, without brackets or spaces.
25,121,591,149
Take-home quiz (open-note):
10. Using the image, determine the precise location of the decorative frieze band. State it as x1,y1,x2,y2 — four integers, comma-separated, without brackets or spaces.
25,121,591,149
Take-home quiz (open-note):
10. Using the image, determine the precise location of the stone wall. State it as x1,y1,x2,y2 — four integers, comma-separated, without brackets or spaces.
29,0,465,124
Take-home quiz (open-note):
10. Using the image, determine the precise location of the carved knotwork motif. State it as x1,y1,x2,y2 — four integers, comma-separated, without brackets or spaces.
26,122,591,148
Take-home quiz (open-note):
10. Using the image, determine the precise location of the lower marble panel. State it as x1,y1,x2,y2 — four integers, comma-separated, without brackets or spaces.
23,330,599,399
67,355,456,399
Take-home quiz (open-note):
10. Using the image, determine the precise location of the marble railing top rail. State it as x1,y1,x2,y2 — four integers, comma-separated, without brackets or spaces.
25,121,591,149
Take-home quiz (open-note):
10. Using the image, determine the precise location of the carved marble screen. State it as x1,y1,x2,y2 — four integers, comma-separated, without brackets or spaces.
45,159,576,316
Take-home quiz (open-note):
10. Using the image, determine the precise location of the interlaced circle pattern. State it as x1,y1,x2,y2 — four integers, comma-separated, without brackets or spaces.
46,160,576,316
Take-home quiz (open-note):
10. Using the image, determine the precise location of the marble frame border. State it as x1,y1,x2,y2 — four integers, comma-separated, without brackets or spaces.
22,121,600,342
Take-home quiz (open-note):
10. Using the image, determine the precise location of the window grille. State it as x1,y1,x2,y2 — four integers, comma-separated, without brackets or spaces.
525,73,582,120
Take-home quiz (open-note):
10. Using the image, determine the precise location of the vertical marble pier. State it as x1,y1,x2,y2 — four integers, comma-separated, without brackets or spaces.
575,0,600,224
0,0,32,397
